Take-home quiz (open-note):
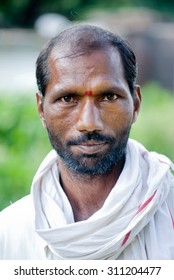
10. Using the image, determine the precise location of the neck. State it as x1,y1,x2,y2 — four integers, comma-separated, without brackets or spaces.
59,158,125,222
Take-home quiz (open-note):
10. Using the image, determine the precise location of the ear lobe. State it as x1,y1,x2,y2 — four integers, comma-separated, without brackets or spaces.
36,92,46,128
132,85,141,123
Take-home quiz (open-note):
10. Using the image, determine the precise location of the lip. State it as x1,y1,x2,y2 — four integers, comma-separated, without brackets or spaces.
73,142,108,154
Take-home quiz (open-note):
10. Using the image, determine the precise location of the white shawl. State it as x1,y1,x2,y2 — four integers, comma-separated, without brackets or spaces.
31,139,174,259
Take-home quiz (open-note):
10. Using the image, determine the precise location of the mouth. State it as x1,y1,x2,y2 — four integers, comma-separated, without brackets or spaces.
72,141,108,154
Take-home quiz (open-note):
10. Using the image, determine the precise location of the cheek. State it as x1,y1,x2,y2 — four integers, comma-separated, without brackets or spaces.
44,107,77,138
102,103,134,129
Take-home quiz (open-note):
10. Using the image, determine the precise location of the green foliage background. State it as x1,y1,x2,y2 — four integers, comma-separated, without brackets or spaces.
0,83,174,211
0,94,51,210
0,0,174,27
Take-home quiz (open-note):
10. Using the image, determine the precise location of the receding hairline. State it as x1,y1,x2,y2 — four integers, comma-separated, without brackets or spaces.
45,24,121,58
49,41,123,64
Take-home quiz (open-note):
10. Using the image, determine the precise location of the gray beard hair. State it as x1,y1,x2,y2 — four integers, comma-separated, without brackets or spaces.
59,144,126,176
47,129,130,177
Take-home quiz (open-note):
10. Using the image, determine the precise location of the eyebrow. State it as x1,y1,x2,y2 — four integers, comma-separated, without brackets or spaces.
51,87,79,97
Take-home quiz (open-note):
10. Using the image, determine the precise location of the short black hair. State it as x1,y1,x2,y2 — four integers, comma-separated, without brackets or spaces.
36,24,137,96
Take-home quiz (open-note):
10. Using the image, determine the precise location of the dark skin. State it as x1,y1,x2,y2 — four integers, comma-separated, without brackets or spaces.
37,47,141,222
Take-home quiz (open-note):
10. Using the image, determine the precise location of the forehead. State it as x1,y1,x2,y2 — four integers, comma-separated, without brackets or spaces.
46,47,127,91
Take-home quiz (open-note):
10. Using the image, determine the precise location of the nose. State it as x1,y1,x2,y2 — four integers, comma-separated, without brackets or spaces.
76,99,103,132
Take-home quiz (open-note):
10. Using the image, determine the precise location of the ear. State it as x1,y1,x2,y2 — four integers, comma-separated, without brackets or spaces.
36,92,47,128
132,85,142,123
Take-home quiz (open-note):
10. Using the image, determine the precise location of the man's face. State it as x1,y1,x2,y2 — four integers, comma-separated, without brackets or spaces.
37,48,141,176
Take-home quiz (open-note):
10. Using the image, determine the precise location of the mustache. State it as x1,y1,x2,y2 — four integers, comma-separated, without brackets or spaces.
67,132,115,146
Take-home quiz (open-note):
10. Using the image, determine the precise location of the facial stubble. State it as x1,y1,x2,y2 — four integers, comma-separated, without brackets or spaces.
46,127,131,177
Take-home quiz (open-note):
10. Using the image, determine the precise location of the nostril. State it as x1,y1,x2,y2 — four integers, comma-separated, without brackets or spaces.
76,104,103,132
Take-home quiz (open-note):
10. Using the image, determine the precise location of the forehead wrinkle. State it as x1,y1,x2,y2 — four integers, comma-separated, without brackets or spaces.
51,43,93,62
46,47,129,95
49,53,96,86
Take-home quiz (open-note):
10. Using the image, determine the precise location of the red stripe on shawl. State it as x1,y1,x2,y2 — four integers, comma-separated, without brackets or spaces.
121,231,131,246
158,158,170,166
121,192,156,247
135,192,156,215
141,151,148,158
168,208,174,229
142,150,170,166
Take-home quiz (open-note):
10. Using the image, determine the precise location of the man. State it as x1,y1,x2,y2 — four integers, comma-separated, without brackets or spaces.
0,24,174,260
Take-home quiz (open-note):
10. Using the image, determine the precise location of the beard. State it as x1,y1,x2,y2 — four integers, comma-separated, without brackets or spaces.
46,127,131,177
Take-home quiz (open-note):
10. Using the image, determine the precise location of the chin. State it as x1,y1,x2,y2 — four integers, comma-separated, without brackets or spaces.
60,149,126,177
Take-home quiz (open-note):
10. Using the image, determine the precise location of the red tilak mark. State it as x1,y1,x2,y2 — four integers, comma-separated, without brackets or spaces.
85,90,93,96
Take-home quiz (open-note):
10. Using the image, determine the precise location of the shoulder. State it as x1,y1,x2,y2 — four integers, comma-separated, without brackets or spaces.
166,171,174,214
0,195,45,259
0,195,34,226
0,195,34,244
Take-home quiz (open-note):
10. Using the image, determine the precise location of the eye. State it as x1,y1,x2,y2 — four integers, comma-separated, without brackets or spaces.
61,95,75,103
102,93,118,101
